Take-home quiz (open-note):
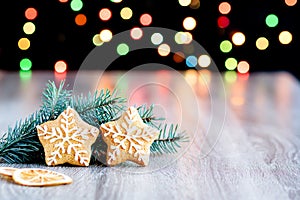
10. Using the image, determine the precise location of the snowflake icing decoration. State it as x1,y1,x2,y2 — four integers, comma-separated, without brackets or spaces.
37,107,99,166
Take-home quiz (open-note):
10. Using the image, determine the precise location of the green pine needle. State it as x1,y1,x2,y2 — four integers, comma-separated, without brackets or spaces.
137,104,188,154
71,89,126,127
151,124,188,154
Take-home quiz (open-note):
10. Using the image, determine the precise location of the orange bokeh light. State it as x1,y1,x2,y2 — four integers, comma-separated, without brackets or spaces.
173,52,185,63
54,61,67,73
219,2,231,14
99,8,112,21
140,14,152,26
75,14,87,26
25,8,38,20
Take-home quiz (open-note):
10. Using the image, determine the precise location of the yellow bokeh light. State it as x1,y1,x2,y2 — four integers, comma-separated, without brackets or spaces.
219,2,231,14
120,7,133,20
157,44,171,56
198,55,211,68
237,61,250,74
18,38,30,50
178,0,191,6
175,32,193,44
183,17,197,30
23,22,35,35
92,34,103,46
285,0,297,6
224,71,237,83
279,31,292,44
256,37,269,50
232,32,246,46
99,29,113,42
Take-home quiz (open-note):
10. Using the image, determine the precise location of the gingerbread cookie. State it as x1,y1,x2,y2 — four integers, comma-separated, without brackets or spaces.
36,106,99,166
100,106,159,166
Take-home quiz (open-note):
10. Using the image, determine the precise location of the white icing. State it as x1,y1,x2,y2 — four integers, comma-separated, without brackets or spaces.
37,107,96,166
101,106,158,164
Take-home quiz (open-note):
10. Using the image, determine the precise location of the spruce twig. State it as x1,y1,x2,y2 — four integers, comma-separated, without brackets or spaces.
151,124,188,154
137,105,188,154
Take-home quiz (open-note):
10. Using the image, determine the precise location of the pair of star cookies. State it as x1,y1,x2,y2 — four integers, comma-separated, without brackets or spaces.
37,106,159,167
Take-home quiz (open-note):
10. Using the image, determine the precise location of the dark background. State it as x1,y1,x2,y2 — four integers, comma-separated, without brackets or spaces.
0,0,299,79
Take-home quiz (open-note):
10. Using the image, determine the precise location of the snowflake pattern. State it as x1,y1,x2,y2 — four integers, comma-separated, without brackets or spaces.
100,106,159,166
37,107,99,166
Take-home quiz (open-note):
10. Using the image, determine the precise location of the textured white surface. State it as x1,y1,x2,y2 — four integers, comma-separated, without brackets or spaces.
0,70,300,200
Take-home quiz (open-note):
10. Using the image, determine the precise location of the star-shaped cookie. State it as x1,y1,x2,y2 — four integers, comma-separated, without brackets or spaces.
36,106,99,166
100,106,160,166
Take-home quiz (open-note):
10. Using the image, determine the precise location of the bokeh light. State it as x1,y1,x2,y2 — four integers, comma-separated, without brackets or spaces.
279,31,292,44
256,37,269,50
232,32,246,46
59,0,68,3
224,71,237,83
158,44,171,56
285,0,297,6
92,34,104,46
186,55,197,67
23,22,36,35
120,7,133,20
70,0,83,12
189,0,200,9
175,32,192,44
183,17,197,30
99,29,113,42
151,33,163,45
20,58,32,71
25,8,38,20
117,43,130,56
220,40,232,53
130,27,143,40
54,60,67,73
99,8,112,21
225,58,237,70
237,61,250,74
140,14,152,26
178,0,191,6
173,52,185,63
219,2,231,14
217,16,230,28
18,38,30,50
75,14,87,26
111,0,122,2
198,55,211,68
266,14,279,27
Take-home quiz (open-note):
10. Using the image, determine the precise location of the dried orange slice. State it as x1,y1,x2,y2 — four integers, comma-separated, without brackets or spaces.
0,167,17,177
12,168,72,187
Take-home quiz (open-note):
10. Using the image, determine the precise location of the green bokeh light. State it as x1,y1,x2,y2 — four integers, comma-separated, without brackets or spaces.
225,58,238,70
117,43,129,55
266,14,278,27
20,58,32,71
220,40,232,53
70,0,83,11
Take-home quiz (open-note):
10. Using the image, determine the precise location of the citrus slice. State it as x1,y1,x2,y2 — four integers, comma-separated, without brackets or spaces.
12,168,72,186
0,167,17,177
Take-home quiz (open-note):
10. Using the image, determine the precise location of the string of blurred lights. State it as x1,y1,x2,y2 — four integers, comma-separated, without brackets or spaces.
16,0,297,81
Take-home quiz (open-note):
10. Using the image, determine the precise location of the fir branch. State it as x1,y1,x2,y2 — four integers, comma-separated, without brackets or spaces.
71,89,126,127
41,80,72,120
151,124,188,154
137,105,188,154
0,81,71,163
0,113,43,163
137,104,164,129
